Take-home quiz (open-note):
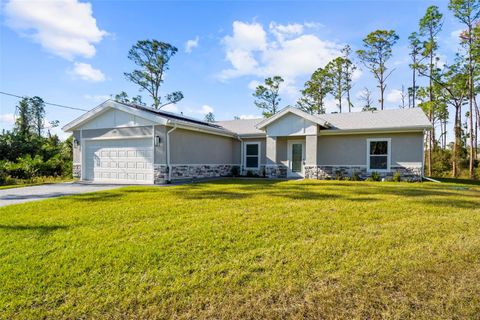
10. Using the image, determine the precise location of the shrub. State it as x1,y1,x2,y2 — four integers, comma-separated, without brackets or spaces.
335,170,343,180
393,171,402,182
230,166,240,177
351,171,361,181
370,171,381,181
0,162,7,185
246,170,254,177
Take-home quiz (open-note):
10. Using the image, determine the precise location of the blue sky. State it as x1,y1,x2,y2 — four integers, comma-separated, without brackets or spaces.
0,0,464,139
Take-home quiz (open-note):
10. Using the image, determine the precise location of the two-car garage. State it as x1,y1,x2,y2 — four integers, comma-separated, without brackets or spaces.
83,138,154,184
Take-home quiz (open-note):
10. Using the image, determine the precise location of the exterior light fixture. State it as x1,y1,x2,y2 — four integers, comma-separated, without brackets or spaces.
155,135,161,145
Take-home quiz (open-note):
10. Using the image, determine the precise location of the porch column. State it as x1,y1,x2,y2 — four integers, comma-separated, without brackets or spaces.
265,136,277,178
305,135,318,179
266,136,277,165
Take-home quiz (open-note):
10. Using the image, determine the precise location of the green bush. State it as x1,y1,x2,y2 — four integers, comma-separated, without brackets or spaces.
393,171,402,182
351,171,362,181
230,166,240,177
370,171,381,181
335,170,343,180
0,162,7,185
4,155,43,179
246,170,254,177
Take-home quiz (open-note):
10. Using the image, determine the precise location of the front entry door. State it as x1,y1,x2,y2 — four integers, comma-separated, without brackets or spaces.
287,140,305,178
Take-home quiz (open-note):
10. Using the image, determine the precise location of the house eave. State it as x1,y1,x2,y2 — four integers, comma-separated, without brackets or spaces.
318,125,432,136
166,120,237,138
237,133,267,139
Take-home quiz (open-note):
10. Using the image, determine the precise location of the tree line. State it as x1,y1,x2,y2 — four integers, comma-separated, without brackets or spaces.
252,0,480,179
0,97,72,184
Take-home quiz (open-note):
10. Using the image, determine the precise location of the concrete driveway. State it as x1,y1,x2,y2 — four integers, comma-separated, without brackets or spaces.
0,183,122,207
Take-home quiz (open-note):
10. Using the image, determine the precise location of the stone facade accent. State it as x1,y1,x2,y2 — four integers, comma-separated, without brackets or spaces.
73,164,81,179
390,166,423,181
154,165,168,184
304,165,422,181
265,165,288,178
171,164,235,179
241,165,266,177
154,164,238,183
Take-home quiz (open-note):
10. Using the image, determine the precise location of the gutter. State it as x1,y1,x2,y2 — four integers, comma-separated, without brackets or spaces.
318,126,431,136
166,124,177,183
237,136,243,175
423,176,441,183
169,120,236,138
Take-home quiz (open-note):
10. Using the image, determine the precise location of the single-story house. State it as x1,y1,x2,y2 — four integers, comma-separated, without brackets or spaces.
62,100,432,184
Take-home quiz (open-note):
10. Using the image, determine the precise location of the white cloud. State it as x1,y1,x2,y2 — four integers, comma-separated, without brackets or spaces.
352,68,363,81
71,62,105,82
220,21,267,79
304,22,324,29
239,114,260,119
219,20,342,89
0,113,16,125
5,0,107,60
261,34,341,79
269,22,304,42
386,89,403,104
197,105,214,114
185,36,199,53
248,80,260,90
223,21,267,52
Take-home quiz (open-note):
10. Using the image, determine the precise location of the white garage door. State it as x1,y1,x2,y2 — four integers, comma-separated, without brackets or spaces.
84,138,154,184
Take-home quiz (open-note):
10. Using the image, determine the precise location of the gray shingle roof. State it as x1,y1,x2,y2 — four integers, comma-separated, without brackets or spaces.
215,118,264,136
215,108,431,136
319,108,432,131
112,101,431,136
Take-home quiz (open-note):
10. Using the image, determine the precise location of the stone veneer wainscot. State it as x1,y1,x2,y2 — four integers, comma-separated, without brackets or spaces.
304,165,422,181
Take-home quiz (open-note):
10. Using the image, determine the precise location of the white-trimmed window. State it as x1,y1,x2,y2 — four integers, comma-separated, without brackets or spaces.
244,142,260,169
367,138,391,172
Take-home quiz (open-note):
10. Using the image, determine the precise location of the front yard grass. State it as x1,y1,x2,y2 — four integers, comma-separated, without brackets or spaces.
1,179,479,319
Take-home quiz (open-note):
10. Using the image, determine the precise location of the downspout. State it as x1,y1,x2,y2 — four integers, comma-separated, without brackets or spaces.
237,136,243,176
421,128,440,182
166,123,177,183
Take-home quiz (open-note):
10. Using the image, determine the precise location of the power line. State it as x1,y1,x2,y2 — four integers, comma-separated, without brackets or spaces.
0,91,89,112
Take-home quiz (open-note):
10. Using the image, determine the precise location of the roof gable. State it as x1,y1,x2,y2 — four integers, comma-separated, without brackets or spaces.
256,107,330,130
62,100,167,132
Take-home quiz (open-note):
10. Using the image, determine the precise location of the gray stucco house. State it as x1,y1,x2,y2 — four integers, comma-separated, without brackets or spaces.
62,100,432,184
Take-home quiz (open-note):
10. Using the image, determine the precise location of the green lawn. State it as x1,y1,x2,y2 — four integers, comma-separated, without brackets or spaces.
1,180,480,319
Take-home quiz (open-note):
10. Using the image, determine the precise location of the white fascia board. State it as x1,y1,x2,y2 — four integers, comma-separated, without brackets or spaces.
167,121,237,138
255,107,329,130
238,133,267,139
318,126,430,136
62,100,167,132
